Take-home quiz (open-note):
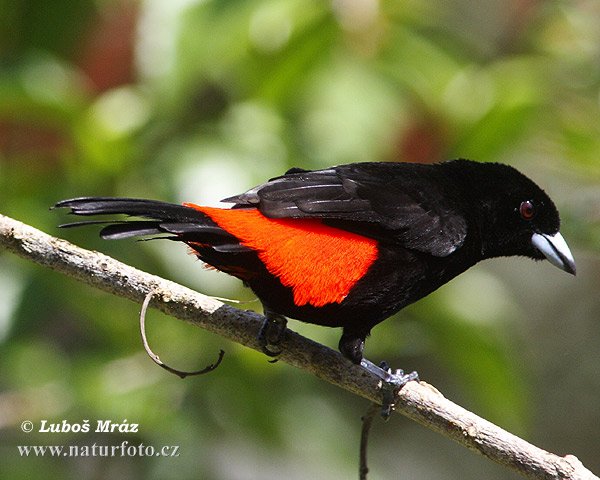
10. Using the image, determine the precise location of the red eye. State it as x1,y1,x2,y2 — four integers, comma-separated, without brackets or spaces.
519,200,536,219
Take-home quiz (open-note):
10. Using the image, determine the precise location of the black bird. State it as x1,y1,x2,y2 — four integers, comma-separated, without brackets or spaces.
55,159,576,371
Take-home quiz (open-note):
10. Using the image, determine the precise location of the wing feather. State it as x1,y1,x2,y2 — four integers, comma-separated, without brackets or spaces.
224,162,467,256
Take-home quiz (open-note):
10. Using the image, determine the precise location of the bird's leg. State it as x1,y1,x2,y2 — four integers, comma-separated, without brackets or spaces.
257,308,288,358
360,359,419,420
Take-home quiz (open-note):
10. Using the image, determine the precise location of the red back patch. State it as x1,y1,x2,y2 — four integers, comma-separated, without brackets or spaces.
185,204,379,307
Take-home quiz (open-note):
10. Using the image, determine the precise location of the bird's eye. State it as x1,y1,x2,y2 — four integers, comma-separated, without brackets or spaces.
519,200,536,219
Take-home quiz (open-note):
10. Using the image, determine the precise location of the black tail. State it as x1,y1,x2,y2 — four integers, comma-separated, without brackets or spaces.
53,197,246,252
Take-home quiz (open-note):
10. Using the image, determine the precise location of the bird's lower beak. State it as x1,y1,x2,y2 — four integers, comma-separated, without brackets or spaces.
531,232,576,275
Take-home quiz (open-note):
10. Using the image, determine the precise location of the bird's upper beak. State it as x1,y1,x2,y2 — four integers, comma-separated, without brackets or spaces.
531,232,576,275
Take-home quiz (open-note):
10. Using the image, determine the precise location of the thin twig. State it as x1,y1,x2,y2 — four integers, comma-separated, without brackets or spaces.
139,290,224,378
360,403,380,480
0,213,598,480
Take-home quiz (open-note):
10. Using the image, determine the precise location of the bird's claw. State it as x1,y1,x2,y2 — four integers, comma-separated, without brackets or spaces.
257,313,288,359
361,359,419,420
379,366,419,421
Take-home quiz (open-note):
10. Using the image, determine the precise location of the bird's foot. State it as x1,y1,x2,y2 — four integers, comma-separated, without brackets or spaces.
360,359,419,420
257,312,288,359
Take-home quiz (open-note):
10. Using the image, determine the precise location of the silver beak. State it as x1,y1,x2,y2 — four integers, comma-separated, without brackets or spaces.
531,232,576,276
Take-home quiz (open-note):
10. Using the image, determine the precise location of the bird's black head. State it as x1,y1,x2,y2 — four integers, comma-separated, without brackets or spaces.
445,160,576,275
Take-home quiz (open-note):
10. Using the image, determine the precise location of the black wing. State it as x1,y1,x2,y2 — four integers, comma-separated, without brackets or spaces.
223,162,468,257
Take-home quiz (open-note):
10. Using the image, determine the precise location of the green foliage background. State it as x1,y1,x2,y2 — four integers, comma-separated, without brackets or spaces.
1,1,599,479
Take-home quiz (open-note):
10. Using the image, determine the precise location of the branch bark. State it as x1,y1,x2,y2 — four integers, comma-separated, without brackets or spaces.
0,212,597,480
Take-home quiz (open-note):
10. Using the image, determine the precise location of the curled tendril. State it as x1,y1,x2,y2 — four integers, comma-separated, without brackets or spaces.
139,290,224,378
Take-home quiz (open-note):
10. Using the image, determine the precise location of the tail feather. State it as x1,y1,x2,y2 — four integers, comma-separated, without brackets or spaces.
96,222,168,240
54,197,206,223
53,197,250,251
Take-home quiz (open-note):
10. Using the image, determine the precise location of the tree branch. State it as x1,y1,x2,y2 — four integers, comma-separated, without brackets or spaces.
0,213,597,480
